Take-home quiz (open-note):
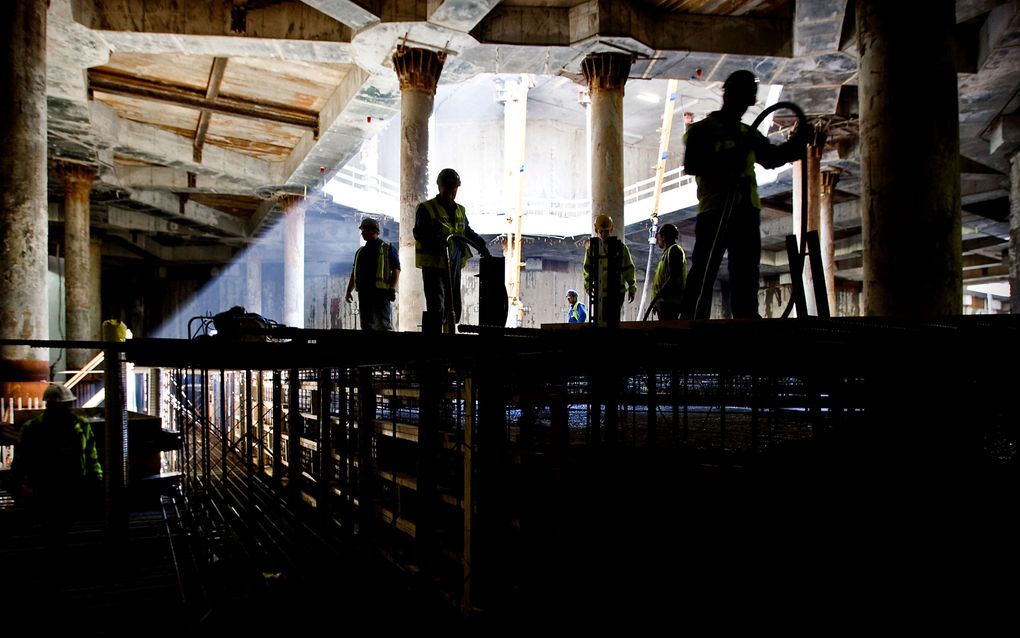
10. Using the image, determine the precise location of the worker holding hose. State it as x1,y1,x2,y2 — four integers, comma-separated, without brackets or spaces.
413,168,491,332
679,70,812,320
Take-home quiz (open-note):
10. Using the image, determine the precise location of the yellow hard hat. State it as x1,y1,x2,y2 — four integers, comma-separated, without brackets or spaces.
594,214,613,232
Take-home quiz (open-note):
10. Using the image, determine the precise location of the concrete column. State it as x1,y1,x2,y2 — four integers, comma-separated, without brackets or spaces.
582,53,632,238
791,137,823,315
280,195,306,329
90,238,102,339
502,76,531,326
1,0,48,380
393,45,446,331
245,248,263,316
59,162,98,370
820,169,841,314
1010,151,1020,313
858,0,962,317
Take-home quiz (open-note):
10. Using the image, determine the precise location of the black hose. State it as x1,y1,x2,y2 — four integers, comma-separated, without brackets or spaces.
687,101,808,320
750,101,809,319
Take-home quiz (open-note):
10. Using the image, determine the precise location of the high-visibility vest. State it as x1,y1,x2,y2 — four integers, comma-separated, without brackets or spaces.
652,243,686,304
353,241,394,291
414,199,471,268
583,239,637,300
684,112,764,212
568,301,586,323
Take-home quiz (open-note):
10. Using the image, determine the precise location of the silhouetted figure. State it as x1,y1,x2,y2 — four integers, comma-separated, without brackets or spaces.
345,216,400,330
583,214,636,323
566,288,587,323
680,70,809,319
413,168,490,332
11,383,102,554
650,223,687,320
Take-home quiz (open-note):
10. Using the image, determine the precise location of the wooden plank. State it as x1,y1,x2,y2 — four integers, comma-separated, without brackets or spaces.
376,505,416,537
373,468,462,507
89,68,319,130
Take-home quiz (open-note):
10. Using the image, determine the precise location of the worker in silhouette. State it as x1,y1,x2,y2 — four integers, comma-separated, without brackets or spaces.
583,214,636,324
680,70,810,319
566,288,587,323
650,223,687,320
345,216,400,331
413,168,491,332
11,383,103,551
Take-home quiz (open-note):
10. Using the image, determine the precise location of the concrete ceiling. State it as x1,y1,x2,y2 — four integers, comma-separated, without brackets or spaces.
42,0,1020,289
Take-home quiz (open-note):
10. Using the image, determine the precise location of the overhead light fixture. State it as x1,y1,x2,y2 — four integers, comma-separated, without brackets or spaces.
636,92,661,104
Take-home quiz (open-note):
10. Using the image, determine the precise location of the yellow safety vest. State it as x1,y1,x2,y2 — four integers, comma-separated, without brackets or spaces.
414,199,472,269
652,243,686,304
352,241,394,291
583,239,637,300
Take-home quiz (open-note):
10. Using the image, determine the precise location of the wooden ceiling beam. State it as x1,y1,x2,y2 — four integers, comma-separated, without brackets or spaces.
194,57,229,163
89,68,319,132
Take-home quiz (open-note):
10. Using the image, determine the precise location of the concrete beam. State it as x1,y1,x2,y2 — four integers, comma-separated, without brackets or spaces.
102,206,234,241
92,102,280,189
472,0,791,56
76,0,352,42
962,235,1009,253
760,201,861,241
49,1,111,102
104,206,184,234
977,0,1020,70
471,5,570,46
582,0,791,56
280,65,374,185
962,253,1003,269
430,0,503,34
962,264,1009,282
989,114,1020,155
110,166,259,195
106,230,237,262
246,199,283,239
130,190,249,237
299,0,380,31
794,0,849,56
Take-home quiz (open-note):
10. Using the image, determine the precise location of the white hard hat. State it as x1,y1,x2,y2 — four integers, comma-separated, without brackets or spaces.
43,383,76,404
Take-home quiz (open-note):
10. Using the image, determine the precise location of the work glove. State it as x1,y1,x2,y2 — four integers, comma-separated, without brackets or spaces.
386,289,397,301
793,121,814,151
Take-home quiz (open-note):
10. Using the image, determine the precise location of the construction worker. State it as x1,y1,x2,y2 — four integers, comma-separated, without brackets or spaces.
566,288,587,323
345,216,400,331
680,70,810,319
413,168,491,331
583,213,637,323
650,223,687,320
11,383,102,550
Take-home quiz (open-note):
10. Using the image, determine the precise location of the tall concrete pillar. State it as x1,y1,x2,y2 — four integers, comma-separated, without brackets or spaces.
59,162,98,370
858,0,962,317
791,136,823,315
90,238,102,339
820,169,841,314
582,53,632,238
1007,151,1020,313
280,194,306,329
1,0,49,391
501,75,531,326
245,248,263,316
393,45,446,331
